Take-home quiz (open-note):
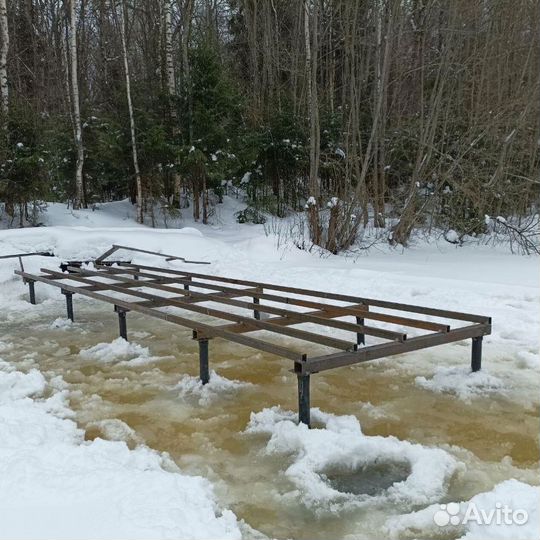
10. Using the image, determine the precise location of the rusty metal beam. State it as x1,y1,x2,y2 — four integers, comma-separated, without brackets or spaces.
92,264,406,341
96,244,210,265
299,323,492,375
121,262,489,324
40,267,358,352
14,265,491,380
14,269,305,362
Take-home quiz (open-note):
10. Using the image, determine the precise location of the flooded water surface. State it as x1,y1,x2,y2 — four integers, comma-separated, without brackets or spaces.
1,299,538,539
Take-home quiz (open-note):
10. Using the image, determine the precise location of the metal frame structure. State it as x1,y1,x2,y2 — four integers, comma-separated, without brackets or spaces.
14,247,491,427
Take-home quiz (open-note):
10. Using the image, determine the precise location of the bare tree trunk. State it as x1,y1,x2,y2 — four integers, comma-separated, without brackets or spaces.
354,1,395,212
305,0,321,245
164,0,182,207
245,0,260,120
67,0,85,209
0,0,9,131
164,0,175,100
61,23,74,137
118,0,143,223
373,2,384,227
182,0,194,142
391,16,448,246
192,179,200,221
202,174,208,224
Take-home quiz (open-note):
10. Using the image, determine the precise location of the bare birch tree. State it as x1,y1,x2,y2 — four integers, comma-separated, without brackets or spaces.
116,0,143,223
67,0,85,209
0,0,9,131
164,0,176,114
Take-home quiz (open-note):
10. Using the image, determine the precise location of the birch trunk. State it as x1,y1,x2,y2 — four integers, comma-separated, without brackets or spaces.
118,0,143,223
67,0,85,209
0,0,9,130
164,0,175,112
164,0,183,207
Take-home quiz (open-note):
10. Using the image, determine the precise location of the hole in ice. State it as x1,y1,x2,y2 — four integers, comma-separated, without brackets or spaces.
321,460,411,496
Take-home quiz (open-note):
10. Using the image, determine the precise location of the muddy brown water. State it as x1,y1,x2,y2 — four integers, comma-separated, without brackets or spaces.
1,300,538,539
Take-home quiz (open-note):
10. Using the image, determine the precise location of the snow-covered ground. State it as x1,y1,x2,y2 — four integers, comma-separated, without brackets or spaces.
0,197,538,539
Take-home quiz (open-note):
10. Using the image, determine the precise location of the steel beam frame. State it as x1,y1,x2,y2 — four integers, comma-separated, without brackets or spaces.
14,260,491,428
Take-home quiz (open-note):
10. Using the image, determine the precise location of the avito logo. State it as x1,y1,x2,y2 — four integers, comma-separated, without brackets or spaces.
433,502,528,527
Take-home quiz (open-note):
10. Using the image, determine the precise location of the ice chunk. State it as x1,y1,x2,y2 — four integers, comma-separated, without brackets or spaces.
175,370,253,406
0,369,46,403
415,366,504,402
79,337,151,363
245,407,460,512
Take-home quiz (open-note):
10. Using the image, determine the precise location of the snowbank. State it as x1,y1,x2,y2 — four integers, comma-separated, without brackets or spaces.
0,363,241,540
245,407,461,513
0,368,46,402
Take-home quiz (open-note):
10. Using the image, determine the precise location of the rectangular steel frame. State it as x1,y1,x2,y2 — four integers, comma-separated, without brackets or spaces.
15,255,491,427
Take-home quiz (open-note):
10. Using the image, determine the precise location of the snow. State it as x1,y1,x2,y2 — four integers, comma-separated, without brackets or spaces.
86,418,143,444
327,196,339,208
385,479,540,540
79,337,151,363
79,337,172,366
0,368,46,402
415,366,505,402
445,229,460,243
515,350,540,369
0,195,538,538
0,363,241,540
175,371,253,407
245,407,460,513
50,317,74,330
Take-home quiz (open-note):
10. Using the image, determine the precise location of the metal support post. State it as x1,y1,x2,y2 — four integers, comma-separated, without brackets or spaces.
297,374,311,427
471,336,482,372
356,316,365,346
115,306,128,340
62,289,74,321
199,339,209,384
